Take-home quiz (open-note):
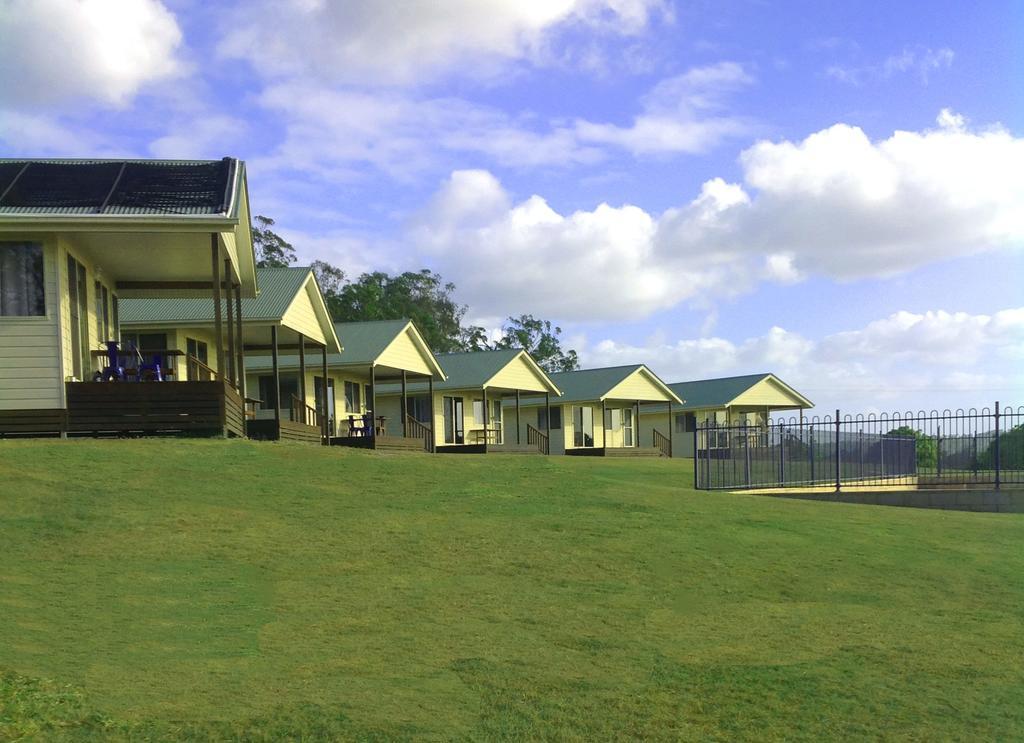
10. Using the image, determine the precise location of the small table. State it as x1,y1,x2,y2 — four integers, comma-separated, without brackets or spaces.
375,416,387,436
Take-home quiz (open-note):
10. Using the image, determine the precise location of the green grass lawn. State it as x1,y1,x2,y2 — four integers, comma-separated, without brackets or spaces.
1,439,1023,740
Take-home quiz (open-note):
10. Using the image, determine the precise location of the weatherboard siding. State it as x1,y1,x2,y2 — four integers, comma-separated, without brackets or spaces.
0,238,62,409
377,329,434,376
488,353,551,392
730,377,804,408
605,370,671,402
281,281,328,345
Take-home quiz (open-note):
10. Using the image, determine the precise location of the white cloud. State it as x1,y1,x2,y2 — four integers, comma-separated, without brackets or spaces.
826,45,954,86
573,62,755,155
218,0,666,85
0,0,184,107
149,115,248,159
581,308,1024,412
410,111,1024,320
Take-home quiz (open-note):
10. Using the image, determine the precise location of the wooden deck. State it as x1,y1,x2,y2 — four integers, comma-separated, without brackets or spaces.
435,442,544,455
248,418,323,444
0,408,66,438
331,435,427,452
565,446,665,458
63,380,245,438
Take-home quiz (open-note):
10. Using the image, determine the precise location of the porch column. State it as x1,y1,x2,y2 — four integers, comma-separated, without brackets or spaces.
225,261,236,388
601,399,607,449
235,284,245,398
482,387,489,447
401,371,408,437
298,333,307,408
635,400,640,448
369,365,377,436
271,325,281,431
428,374,436,452
321,343,329,445
211,235,225,379
515,389,521,445
544,391,550,455
668,401,673,457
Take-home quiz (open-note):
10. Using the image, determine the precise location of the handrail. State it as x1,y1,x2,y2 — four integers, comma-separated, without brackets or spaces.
186,354,217,382
526,423,549,455
406,415,432,451
290,394,321,428
653,429,671,457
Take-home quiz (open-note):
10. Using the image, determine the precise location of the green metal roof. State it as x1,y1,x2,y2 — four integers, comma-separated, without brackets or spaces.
543,365,647,403
120,266,311,324
668,374,771,409
434,349,523,389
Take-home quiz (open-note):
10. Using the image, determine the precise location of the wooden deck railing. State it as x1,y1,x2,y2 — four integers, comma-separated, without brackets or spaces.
653,429,671,457
290,395,321,429
406,415,432,451
527,424,549,455
186,354,217,382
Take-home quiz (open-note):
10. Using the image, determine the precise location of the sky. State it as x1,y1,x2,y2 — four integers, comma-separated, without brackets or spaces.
1,0,1022,414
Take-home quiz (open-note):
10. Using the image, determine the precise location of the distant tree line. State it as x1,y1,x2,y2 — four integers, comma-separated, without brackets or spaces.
253,215,579,372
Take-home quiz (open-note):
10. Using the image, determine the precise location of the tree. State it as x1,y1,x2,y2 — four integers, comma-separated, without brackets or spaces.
887,426,938,469
311,260,346,317
331,270,473,352
979,423,1024,471
494,314,579,373
252,215,297,268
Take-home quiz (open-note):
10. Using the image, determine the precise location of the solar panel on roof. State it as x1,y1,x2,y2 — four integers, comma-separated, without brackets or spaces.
1,162,123,208
110,159,230,213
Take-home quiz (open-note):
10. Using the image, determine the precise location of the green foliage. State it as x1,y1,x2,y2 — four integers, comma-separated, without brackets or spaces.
888,425,938,468
310,259,346,316
330,269,471,352
252,215,297,268
980,423,1024,470
1,439,1023,739
493,314,580,373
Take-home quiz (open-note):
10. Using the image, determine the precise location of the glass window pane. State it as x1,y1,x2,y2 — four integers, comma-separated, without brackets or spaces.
0,243,45,316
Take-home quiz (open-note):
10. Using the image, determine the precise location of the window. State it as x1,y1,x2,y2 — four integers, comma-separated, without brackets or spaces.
675,413,696,433
258,374,298,410
0,242,45,316
344,381,362,414
66,255,88,378
314,377,335,434
409,395,431,423
443,396,465,444
622,407,634,447
472,399,484,424
364,384,372,413
94,281,111,341
573,406,595,447
186,337,209,381
111,295,119,342
538,406,562,430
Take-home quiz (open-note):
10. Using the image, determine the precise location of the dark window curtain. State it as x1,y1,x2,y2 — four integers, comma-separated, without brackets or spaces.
0,243,45,316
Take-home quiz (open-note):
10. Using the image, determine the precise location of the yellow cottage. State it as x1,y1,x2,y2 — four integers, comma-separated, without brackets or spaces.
120,266,341,443
244,318,446,451
640,373,813,457
512,364,683,456
375,348,561,453
0,157,258,438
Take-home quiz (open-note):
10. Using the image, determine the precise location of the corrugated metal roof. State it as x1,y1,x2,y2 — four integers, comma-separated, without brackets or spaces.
544,365,643,403
0,158,239,216
666,374,770,409
245,319,413,371
374,348,525,395
120,266,311,323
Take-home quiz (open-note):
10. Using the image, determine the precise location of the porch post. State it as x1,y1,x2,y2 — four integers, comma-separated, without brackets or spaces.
321,343,329,444
668,400,673,457
482,387,489,447
298,333,307,407
271,325,281,433
544,391,551,454
601,399,607,449
516,389,521,445
369,365,377,436
429,374,436,452
401,370,408,437
211,235,224,379
225,259,236,387
235,284,245,398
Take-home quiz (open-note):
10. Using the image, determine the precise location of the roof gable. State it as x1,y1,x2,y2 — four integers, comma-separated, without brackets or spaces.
484,351,560,394
542,365,680,404
377,324,445,377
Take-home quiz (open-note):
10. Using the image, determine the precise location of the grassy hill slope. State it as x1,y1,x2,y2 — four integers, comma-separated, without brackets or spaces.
1,439,1022,740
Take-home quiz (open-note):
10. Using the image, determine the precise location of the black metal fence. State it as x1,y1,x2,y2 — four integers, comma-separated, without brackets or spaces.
695,403,1023,491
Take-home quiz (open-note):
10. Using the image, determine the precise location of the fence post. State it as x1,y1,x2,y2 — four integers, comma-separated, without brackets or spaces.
744,421,751,487
936,426,942,479
779,423,785,485
693,425,699,490
809,426,815,484
994,401,1001,490
834,409,841,492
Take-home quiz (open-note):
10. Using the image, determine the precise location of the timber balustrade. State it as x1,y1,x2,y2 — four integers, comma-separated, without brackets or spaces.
527,423,549,455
